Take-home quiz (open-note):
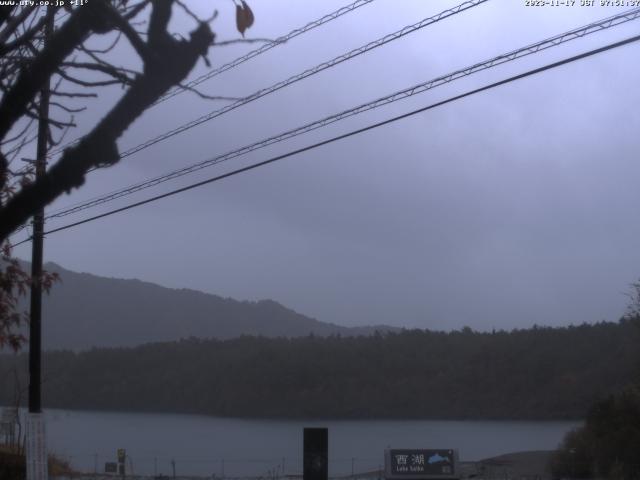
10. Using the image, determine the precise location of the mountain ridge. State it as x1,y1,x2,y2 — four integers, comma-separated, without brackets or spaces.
15,261,399,351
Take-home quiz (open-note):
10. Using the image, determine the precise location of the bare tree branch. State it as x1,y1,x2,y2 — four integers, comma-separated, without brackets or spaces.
5,132,37,163
61,61,138,84
0,6,15,28
123,0,151,21
49,117,75,147
0,5,36,46
177,82,240,101
51,90,98,98
175,0,204,24
24,108,75,129
0,9,51,57
215,37,276,46
1,118,35,146
81,31,122,55
0,1,216,242
101,4,151,61
49,101,86,114
56,66,130,87
0,1,115,142
147,0,172,50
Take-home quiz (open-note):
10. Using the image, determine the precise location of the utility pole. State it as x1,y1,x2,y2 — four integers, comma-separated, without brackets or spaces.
28,63,49,413
26,8,53,480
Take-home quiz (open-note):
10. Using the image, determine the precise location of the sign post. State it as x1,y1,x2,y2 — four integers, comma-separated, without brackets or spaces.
303,428,328,480
385,449,459,480
117,448,126,477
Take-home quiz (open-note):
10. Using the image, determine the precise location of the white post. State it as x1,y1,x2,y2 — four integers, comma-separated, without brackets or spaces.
26,413,48,480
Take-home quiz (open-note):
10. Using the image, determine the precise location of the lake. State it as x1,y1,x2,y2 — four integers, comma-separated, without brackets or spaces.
38,409,579,477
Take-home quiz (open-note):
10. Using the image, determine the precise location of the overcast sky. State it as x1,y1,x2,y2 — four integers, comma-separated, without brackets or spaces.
11,0,640,331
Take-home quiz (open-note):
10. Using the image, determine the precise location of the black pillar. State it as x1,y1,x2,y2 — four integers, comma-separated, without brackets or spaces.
303,427,328,480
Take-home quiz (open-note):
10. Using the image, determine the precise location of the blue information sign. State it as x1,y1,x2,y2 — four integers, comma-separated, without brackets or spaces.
385,449,458,479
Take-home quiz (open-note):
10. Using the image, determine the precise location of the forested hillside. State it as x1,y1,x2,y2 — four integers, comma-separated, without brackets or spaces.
1,320,638,419
22,262,397,350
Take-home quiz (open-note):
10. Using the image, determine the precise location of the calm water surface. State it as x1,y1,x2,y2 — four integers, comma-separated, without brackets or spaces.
41,409,579,477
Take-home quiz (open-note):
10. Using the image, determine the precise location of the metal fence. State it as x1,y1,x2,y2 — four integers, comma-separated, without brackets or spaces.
50,454,386,480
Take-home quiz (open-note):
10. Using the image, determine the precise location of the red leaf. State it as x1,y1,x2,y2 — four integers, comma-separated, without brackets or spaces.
235,0,254,37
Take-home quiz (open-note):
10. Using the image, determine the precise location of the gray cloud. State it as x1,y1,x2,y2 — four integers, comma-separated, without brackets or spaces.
14,0,640,330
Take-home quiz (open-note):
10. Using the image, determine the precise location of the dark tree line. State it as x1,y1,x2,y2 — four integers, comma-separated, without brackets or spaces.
548,312,640,480
1,319,638,420
550,386,640,480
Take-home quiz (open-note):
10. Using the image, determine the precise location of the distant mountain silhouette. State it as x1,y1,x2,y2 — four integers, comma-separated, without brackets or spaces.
20,262,398,350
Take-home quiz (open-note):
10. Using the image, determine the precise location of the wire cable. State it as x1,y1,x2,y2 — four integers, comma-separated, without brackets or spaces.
158,0,376,104
43,6,640,222
48,0,489,164
47,0,378,158
41,0,494,219
115,0,489,160
10,32,640,248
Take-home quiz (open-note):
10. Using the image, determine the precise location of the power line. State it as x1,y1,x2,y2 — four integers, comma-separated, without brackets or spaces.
116,0,488,159
51,0,489,165
58,1,489,163
47,0,377,158
158,0,376,104
11,32,640,248
42,0,492,219
43,6,640,222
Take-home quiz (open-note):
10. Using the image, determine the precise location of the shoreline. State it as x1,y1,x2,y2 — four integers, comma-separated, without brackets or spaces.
1,404,586,423
44,451,556,480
